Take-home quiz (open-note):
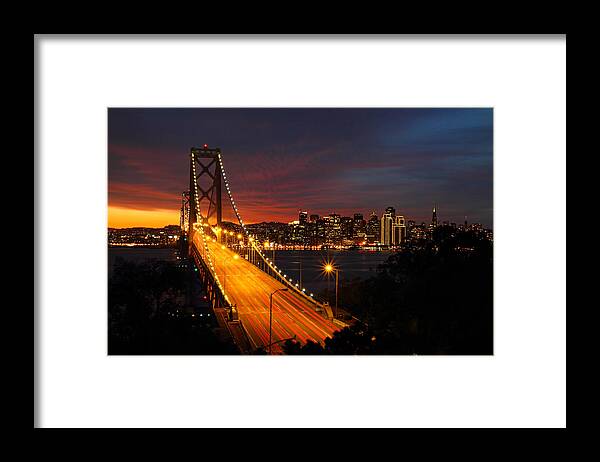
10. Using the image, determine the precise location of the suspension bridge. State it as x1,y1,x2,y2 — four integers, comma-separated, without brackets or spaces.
180,145,345,354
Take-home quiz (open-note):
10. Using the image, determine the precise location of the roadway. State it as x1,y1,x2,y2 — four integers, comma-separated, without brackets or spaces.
193,234,341,353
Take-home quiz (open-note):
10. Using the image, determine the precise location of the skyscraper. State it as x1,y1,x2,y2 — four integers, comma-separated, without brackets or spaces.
329,213,341,243
298,210,308,244
366,211,380,243
353,213,366,239
341,216,354,240
316,217,326,243
299,210,308,225
381,207,395,246
393,215,406,246
432,204,438,227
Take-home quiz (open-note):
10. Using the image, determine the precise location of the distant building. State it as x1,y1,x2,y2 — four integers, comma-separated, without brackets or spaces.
298,210,308,244
341,216,354,241
327,213,341,243
108,225,180,247
299,210,308,225
380,207,395,246
316,217,326,243
409,222,428,242
366,211,380,243
392,215,406,246
353,213,366,239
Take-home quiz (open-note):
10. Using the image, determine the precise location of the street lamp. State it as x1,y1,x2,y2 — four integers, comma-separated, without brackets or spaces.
324,263,339,319
269,288,288,354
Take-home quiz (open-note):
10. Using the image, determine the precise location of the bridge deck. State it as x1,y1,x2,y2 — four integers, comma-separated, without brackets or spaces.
194,236,341,353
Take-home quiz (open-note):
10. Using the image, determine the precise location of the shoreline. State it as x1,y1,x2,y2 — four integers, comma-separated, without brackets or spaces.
108,244,178,249
108,245,392,252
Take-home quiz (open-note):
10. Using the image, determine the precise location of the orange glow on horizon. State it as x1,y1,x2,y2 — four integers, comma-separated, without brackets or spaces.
108,206,179,228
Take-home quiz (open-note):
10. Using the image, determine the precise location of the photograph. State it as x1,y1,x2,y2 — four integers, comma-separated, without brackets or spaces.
108,107,494,355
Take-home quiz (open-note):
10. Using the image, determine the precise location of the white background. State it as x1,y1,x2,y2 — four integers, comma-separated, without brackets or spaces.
35,35,566,428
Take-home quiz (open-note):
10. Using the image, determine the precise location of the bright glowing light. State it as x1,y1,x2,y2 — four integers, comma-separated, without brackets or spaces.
324,264,334,272
221,245,225,249
233,255,239,260
237,234,242,239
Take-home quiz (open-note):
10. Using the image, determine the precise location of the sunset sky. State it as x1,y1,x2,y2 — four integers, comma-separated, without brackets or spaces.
108,108,493,228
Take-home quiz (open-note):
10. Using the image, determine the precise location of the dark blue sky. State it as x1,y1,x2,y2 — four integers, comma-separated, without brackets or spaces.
108,108,493,227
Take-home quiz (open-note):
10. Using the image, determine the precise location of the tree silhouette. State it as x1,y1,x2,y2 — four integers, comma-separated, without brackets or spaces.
287,229,493,355
108,258,237,355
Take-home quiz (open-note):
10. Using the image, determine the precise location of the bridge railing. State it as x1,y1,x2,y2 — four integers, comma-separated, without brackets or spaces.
245,240,332,315
190,238,257,352
190,235,233,310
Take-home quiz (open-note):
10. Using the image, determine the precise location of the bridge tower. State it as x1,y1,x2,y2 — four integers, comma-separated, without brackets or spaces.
186,145,225,314
189,145,223,244
180,190,190,232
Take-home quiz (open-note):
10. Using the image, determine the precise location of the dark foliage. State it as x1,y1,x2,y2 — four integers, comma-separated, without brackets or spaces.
284,228,493,355
108,257,237,354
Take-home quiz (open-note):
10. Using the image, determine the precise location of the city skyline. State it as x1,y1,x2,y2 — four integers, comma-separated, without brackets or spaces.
108,203,484,229
108,108,493,228
108,206,492,250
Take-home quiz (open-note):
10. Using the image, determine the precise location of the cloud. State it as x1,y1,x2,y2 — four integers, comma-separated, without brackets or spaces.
108,108,493,227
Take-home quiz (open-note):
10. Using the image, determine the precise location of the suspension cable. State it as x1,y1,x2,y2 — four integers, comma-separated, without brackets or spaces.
217,152,322,305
